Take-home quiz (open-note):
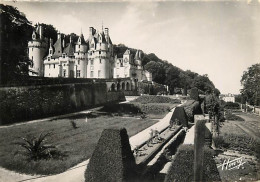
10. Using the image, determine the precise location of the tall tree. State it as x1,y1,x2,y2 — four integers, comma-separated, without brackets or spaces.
0,4,33,84
144,61,166,84
240,63,260,106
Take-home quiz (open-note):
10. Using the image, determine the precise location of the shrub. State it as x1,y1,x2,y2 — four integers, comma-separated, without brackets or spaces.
85,128,136,182
189,87,199,101
225,110,244,121
224,102,240,110
170,107,188,127
15,132,57,161
164,145,220,182
213,136,229,149
182,100,202,122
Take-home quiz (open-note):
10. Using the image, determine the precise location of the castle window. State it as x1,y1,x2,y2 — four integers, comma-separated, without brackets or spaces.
77,70,80,77
91,60,93,65
79,45,80,48
32,56,33,61
49,64,50,69
32,48,33,52
48,57,50,61
63,69,66,77
53,64,55,68
62,54,65,58
78,60,80,65
49,50,52,54
100,59,101,64
98,70,101,77
99,51,101,55
90,71,94,77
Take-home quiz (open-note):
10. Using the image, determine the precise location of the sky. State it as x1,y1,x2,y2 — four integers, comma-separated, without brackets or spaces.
2,0,260,94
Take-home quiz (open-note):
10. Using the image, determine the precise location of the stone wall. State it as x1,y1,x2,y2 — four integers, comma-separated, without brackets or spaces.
0,82,125,125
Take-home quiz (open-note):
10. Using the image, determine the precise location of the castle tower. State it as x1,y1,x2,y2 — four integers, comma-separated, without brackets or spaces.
74,33,88,78
87,27,114,79
28,24,48,76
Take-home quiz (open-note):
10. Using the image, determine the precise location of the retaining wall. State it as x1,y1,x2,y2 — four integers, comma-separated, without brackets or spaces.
0,82,125,125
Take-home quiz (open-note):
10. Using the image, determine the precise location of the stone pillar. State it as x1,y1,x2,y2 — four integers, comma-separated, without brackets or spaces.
194,118,206,182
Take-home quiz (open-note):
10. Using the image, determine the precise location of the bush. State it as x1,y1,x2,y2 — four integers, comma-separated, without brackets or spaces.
170,107,188,127
225,110,244,121
213,136,230,149
224,102,240,110
15,132,58,161
182,100,202,122
164,145,220,182
133,95,181,104
189,87,199,101
85,128,136,182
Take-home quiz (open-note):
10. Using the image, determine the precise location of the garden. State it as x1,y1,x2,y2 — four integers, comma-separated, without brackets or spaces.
0,95,182,175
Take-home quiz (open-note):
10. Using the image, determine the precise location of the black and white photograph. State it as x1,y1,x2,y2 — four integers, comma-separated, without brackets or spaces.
0,0,260,181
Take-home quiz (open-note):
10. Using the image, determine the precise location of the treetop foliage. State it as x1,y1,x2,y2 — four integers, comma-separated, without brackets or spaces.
240,63,260,106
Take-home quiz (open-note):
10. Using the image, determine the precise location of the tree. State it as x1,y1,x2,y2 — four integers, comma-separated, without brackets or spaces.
165,66,181,94
144,61,166,84
0,4,33,84
240,63,260,106
191,74,215,93
41,24,58,43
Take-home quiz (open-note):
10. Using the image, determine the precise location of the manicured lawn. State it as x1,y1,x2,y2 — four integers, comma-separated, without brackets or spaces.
0,115,158,175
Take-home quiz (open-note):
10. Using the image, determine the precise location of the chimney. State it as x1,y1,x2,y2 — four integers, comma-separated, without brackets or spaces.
39,24,43,40
57,31,61,39
89,27,93,36
62,38,65,48
104,28,109,37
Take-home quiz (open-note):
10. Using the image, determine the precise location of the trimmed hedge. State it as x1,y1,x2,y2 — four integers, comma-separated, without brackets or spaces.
85,128,136,182
164,145,220,182
101,102,174,116
189,87,199,101
133,95,181,104
170,107,188,127
224,102,240,110
182,100,203,122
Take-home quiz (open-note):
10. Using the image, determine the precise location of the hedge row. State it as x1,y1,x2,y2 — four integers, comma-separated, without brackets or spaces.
101,102,173,115
133,95,181,104
164,144,220,182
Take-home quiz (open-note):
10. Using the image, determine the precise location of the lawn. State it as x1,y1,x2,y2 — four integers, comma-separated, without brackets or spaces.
0,114,158,175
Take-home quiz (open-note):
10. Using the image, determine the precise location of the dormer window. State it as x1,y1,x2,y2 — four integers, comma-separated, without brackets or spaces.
62,53,66,58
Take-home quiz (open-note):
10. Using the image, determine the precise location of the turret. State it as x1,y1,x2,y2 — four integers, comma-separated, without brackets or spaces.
28,24,48,76
48,38,54,56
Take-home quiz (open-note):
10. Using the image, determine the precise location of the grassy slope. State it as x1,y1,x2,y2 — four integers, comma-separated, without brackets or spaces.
0,116,158,175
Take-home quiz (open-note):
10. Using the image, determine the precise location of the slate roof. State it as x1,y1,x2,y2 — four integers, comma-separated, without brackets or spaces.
64,43,74,57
